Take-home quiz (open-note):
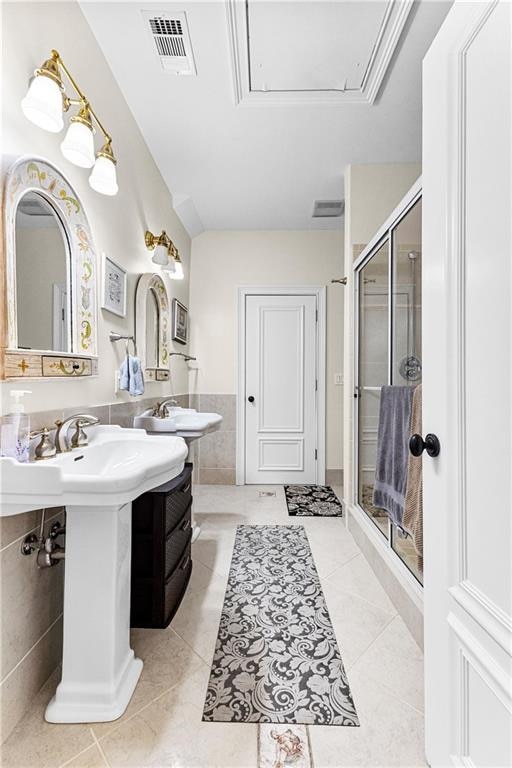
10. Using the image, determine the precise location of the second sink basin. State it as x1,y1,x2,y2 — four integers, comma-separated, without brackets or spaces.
133,407,222,438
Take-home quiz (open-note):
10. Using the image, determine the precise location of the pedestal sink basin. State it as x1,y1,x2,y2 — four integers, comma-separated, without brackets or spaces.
0,425,188,723
134,407,222,441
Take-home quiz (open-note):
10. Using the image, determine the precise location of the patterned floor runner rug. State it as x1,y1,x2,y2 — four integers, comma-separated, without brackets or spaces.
202,525,358,726
284,485,343,517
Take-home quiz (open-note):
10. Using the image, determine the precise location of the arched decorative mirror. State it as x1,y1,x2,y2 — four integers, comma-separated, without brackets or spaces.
135,273,170,381
2,157,98,379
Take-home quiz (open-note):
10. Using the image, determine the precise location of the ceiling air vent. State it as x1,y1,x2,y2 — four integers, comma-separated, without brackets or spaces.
312,200,345,218
142,11,196,74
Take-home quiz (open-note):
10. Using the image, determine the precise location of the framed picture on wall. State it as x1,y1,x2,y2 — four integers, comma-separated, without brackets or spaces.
172,298,188,345
101,254,127,317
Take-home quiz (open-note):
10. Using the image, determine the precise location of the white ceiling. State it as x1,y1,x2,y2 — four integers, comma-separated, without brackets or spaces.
80,1,451,233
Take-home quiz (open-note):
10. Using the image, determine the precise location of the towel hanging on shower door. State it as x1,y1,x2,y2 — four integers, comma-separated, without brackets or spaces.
403,384,423,570
373,385,415,528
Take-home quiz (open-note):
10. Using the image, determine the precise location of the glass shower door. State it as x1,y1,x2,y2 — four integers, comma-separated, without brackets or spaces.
355,190,423,586
357,239,389,537
391,198,423,583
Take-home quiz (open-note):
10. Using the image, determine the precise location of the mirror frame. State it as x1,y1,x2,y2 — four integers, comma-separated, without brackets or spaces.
2,156,98,378
135,273,170,380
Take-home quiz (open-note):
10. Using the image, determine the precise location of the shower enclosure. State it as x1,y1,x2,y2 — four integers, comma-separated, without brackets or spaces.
354,184,423,585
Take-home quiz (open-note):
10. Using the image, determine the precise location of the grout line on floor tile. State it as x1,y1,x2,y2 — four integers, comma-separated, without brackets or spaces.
91,637,208,743
169,621,217,667
344,612,398,673
321,568,399,618
57,738,98,768
90,727,111,767
319,550,360,580
94,659,210,745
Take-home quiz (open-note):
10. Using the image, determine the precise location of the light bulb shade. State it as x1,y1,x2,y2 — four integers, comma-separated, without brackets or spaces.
162,255,176,274
152,244,169,266
21,74,64,133
61,119,95,168
169,258,184,280
89,155,118,196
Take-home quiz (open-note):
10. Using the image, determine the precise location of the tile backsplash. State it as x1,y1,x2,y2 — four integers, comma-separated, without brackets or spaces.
189,394,236,485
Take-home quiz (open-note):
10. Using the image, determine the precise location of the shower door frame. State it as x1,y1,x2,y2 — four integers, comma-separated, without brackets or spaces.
352,177,423,596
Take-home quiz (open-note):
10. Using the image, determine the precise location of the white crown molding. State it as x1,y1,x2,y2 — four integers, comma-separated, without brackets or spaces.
225,0,414,107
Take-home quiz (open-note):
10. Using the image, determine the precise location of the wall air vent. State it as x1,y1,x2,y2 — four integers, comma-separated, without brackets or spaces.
143,11,196,75
312,200,345,218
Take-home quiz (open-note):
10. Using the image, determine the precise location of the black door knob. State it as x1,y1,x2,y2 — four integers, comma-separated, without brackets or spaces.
247,396,255,403
409,433,441,458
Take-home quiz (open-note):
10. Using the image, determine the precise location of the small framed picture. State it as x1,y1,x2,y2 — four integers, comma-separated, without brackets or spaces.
172,298,188,345
101,254,127,318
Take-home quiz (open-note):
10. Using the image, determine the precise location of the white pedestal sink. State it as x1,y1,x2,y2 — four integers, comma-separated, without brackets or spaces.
0,426,188,723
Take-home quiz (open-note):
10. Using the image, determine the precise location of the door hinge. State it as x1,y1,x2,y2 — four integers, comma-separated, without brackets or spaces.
315,449,318,460
315,379,318,392
315,309,318,322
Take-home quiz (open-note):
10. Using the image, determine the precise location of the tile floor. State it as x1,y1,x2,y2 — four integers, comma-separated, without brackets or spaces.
1,485,426,768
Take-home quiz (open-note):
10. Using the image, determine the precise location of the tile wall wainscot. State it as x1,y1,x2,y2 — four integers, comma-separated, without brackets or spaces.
0,394,189,743
189,394,236,485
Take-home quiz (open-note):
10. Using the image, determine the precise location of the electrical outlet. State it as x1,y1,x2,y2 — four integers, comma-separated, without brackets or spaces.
335,373,344,386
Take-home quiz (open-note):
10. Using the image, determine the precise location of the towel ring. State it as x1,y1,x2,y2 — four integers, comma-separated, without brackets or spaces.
125,338,137,357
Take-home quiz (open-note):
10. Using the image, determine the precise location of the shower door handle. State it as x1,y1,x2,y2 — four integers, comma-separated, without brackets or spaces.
409,433,441,458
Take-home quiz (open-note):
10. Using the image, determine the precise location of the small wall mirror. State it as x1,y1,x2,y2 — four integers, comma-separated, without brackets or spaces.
15,192,70,353
145,286,160,368
2,157,98,380
135,273,170,380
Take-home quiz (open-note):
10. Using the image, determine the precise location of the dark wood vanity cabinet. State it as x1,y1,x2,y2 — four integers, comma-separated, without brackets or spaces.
130,463,193,629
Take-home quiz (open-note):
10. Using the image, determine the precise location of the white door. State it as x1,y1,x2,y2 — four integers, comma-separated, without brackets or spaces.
423,2,512,766
245,294,318,484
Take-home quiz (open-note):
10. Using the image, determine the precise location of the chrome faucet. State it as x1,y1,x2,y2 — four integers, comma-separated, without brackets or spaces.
154,398,178,418
54,414,100,453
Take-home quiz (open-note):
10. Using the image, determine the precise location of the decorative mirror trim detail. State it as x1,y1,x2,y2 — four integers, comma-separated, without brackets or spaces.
3,155,98,357
135,272,170,373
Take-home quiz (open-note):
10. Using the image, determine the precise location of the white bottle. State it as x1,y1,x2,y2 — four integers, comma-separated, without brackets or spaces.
0,390,32,463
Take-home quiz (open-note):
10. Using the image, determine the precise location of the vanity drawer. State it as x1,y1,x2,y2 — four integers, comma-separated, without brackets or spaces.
164,544,192,622
132,463,192,534
165,505,192,578
164,479,192,534
130,462,193,629
42,356,92,377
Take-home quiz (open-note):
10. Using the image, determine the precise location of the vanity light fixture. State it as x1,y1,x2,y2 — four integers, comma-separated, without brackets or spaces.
168,243,184,280
21,50,118,195
145,231,184,278
145,230,171,266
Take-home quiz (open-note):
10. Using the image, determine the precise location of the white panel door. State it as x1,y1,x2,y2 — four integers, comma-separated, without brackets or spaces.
245,294,317,484
423,2,512,766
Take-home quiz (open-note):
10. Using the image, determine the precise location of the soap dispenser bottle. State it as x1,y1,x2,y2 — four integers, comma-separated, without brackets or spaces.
0,389,31,463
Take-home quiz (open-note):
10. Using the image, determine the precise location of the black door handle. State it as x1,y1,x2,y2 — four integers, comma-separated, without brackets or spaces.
247,396,255,403
409,433,441,458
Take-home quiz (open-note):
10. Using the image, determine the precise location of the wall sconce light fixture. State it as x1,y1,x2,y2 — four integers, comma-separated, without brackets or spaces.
168,243,184,280
21,49,118,195
145,230,184,279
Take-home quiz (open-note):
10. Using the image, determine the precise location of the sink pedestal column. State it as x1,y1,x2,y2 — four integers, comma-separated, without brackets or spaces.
45,503,143,723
